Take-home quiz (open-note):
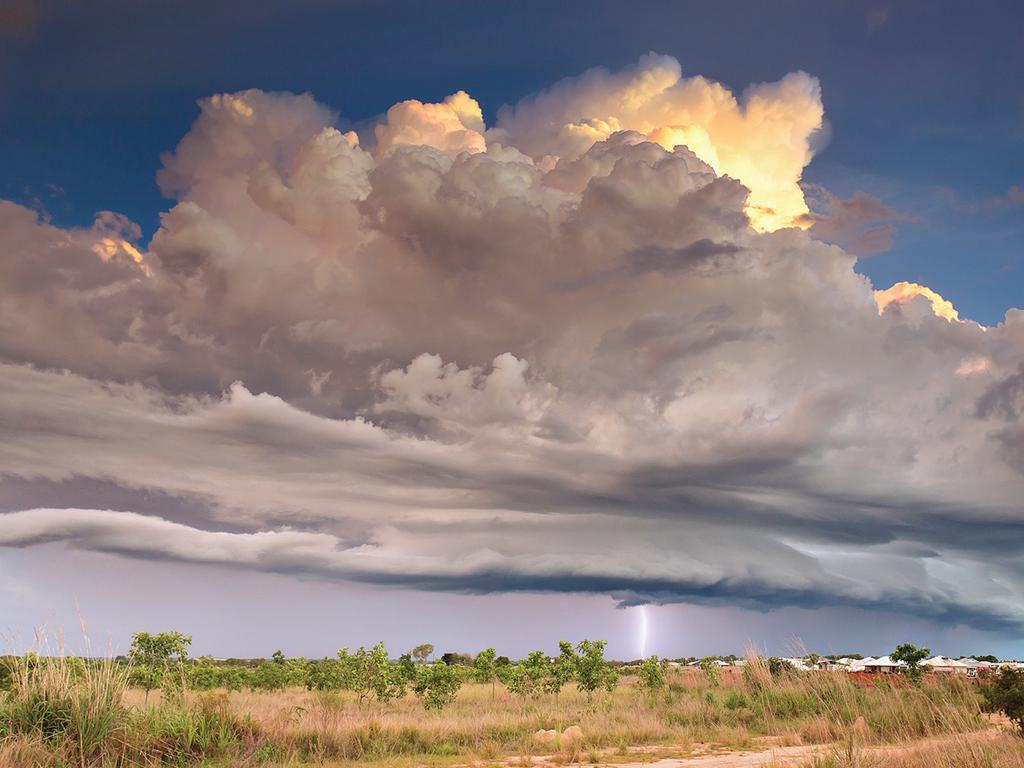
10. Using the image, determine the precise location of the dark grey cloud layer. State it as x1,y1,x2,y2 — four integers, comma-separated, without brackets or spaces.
1,56,1023,636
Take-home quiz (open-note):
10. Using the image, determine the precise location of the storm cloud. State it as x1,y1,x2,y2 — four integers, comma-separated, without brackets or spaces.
1,55,1023,634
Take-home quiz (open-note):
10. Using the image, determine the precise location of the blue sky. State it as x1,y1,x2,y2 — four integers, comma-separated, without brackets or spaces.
2,1,1024,659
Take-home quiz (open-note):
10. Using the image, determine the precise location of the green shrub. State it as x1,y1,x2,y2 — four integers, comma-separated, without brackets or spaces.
984,667,1024,730
724,689,750,710
638,656,666,699
142,703,245,760
413,663,463,710
768,657,796,677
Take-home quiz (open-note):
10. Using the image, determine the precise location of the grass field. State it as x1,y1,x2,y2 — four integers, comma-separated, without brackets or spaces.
0,654,1018,767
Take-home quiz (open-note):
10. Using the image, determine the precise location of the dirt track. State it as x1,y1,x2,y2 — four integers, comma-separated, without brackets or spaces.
609,727,1004,767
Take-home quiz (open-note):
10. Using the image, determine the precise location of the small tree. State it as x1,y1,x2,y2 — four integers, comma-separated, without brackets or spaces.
891,643,930,683
252,651,306,691
189,656,221,690
984,667,1024,731
128,630,192,706
699,656,721,687
522,651,550,698
473,647,498,699
307,657,345,691
222,665,250,691
542,654,572,700
560,639,616,701
397,652,417,683
345,642,405,704
414,662,463,710
503,664,532,698
638,655,666,700
411,644,434,663
767,657,795,678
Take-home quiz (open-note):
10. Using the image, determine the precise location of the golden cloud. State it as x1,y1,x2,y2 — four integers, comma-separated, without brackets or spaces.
874,281,959,322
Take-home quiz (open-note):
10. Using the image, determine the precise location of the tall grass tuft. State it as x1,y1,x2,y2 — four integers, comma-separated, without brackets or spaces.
0,650,132,766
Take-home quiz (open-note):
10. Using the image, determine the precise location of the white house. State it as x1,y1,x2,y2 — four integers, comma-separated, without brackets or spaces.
848,656,875,672
818,657,856,671
960,658,998,677
782,657,812,671
854,656,907,674
922,656,971,675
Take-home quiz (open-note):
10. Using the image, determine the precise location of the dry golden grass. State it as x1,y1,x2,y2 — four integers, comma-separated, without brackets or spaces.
0,733,54,768
783,728,1024,767
118,667,989,765
1,656,1004,767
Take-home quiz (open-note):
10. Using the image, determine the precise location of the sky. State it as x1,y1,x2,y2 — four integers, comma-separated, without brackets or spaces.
1,0,1023,660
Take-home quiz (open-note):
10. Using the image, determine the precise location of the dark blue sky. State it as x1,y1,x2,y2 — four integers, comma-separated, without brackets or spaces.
1,0,1022,322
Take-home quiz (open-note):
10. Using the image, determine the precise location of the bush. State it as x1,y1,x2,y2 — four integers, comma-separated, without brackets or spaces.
252,651,307,691
141,699,247,761
345,643,406,704
413,663,463,710
768,657,797,677
559,639,617,700
638,656,666,699
984,667,1024,730
699,657,722,686
0,657,13,692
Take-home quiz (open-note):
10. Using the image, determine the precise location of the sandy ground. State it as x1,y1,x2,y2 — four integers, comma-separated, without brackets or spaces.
497,727,1008,768
602,728,1005,767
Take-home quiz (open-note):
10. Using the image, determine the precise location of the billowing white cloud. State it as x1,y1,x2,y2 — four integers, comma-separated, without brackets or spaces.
489,54,824,231
374,91,487,157
1,58,1023,632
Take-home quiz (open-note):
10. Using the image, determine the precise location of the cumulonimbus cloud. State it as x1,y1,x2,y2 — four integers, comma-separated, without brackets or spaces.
1,56,1023,631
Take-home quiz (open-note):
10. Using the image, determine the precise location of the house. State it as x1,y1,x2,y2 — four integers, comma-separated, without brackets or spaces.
817,657,854,671
853,656,906,674
782,657,812,671
960,658,997,678
922,656,971,675
847,656,875,672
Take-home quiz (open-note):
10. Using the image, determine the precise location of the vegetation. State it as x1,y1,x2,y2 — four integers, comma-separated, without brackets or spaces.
984,666,1024,731
127,630,192,705
892,643,931,683
638,655,666,699
412,662,462,710
0,635,1009,767
471,647,497,699
789,731,1024,768
410,643,434,663
558,640,617,701
699,655,722,686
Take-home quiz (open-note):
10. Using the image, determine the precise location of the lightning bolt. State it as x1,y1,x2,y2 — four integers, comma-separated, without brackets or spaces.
638,605,649,658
